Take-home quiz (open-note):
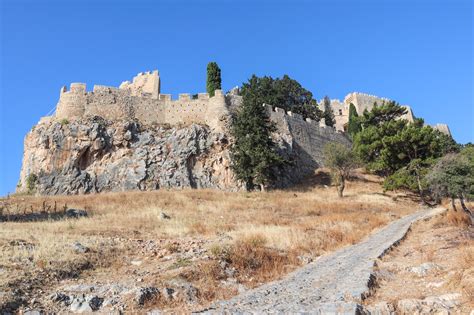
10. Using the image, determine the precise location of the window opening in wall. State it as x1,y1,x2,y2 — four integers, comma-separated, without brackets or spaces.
339,109,342,116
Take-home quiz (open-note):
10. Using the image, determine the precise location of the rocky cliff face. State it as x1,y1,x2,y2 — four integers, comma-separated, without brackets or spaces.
18,117,238,195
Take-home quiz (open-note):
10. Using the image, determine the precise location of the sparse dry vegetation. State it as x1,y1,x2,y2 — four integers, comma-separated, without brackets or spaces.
365,201,474,313
0,170,425,312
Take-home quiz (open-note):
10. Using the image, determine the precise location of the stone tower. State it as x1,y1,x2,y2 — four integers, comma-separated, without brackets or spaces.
119,70,160,99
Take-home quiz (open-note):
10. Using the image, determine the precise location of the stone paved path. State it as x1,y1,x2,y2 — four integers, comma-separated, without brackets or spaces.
200,207,445,314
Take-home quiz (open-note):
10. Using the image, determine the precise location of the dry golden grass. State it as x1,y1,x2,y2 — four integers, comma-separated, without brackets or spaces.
436,200,473,228
366,205,474,313
0,170,420,311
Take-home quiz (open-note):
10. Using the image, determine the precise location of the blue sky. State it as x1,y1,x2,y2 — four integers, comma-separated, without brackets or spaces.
0,0,472,196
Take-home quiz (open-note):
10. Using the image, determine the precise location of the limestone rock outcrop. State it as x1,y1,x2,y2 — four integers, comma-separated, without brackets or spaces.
18,117,237,195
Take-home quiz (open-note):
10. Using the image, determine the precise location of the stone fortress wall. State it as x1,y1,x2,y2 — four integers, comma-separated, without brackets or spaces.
321,92,450,136
54,70,451,138
55,71,229,132
263,104,351,166
51,70,353,184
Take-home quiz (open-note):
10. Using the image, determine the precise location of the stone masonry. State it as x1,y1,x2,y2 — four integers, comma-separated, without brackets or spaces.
55,71,229,133
320,92,451,136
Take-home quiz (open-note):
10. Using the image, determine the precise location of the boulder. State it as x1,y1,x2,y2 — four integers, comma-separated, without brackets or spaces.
72,242,89,253
69,295,103,313
135,287,160,306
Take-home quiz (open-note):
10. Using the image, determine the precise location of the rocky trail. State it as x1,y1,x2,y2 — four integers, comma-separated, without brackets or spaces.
202,207,446,314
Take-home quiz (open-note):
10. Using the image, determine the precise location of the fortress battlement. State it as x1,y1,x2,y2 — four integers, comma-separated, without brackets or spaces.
264,104,330,127
320,92,450,137
54,71,229,131
50,71,451,137
262,104,339,133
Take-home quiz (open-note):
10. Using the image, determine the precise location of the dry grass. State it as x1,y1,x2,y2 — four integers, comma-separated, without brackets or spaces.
366,205,474,313
0,170,419,312
436,200,473,228
445,238,474,303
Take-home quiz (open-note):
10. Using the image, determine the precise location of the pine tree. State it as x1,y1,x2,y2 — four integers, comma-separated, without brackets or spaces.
234,74,322,121
206,62,221,97
323,96,335,127
347,103,361,137
230,76,285,191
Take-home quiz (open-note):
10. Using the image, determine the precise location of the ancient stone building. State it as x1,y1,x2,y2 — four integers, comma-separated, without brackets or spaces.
320,92,450,136
55,71,230,132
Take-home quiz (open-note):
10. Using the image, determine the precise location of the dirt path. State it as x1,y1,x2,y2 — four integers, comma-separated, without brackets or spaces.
201,207,446,313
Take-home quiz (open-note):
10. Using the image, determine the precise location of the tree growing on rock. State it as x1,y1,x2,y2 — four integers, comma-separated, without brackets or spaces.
324,143,358,197
206,62,222,97
231,76,286,191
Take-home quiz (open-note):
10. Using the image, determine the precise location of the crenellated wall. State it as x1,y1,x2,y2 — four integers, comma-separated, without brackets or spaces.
263,104,351,174
119,70,160,98
343,92,391,114
320,92,442,134
53,71,451,139
54,72,229,131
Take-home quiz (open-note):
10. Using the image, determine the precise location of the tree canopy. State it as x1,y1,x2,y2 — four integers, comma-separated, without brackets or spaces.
323,143,358,197
426,147,474,221
358,101,408,128
230,76,286,191
239,74,323,121
352,101,458,202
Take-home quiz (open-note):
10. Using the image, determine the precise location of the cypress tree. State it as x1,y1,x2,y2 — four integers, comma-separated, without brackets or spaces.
206,62,222,97
230,76,285,191
323,96,335,127
347,103,361,136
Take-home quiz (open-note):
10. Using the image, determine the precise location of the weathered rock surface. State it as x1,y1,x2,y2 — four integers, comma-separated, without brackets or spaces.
18,112,351,195
202,207,446,313
18,118,238,195
396,293,462,315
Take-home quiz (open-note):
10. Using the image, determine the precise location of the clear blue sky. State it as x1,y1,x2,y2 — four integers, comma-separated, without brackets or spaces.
0,0,473,196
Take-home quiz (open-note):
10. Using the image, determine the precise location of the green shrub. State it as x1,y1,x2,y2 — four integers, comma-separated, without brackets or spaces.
26,174,38,193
